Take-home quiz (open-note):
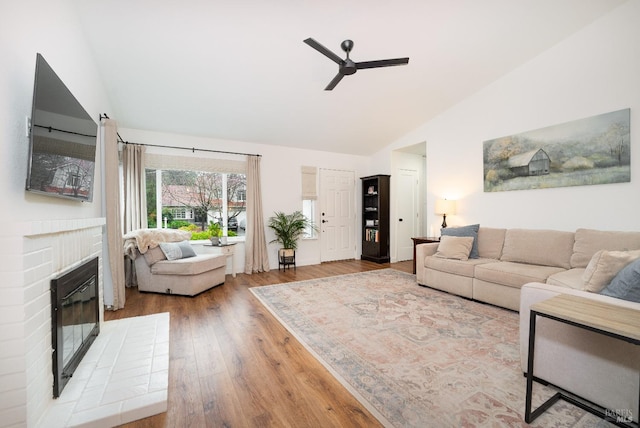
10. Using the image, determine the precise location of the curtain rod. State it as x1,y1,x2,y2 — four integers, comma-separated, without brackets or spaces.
99,113,261,157
34,124,97,138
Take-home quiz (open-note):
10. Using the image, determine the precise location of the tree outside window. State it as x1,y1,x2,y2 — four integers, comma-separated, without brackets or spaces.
146,168,246,236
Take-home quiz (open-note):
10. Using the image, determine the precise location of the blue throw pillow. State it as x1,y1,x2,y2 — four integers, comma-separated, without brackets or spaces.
159,240,197,261
600,258,640,303
441,224,480,259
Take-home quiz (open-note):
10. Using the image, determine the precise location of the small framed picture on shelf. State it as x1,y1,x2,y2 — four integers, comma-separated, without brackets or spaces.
366,219,375,226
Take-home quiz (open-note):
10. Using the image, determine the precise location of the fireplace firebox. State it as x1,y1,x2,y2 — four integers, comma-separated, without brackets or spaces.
51,256,99,398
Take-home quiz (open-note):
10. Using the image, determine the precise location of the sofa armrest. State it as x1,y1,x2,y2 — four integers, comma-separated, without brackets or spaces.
519,282,640,421
416,242,438,259
520,282,640,369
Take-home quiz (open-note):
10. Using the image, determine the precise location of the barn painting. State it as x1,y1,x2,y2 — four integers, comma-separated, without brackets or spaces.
483,108,630,192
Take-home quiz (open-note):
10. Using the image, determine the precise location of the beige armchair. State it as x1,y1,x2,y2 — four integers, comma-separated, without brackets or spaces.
124,228,227,296
134,246,226,296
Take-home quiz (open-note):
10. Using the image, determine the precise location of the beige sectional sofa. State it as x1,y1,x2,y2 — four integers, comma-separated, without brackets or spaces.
415,227,640,311
417,227,640,422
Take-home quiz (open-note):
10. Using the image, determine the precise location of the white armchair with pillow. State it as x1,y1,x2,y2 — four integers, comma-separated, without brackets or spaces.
124,228,227,296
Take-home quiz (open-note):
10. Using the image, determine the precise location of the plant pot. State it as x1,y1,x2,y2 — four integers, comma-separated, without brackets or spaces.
278,248,295,262
278,248,296,271
210,236,219,246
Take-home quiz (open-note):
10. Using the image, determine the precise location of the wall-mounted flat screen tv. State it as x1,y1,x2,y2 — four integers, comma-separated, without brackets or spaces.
26,53,97,202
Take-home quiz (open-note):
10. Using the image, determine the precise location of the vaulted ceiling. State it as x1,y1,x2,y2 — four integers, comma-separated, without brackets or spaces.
72,0,626,155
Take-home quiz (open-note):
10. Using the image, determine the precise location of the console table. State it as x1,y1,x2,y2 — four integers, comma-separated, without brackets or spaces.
203,243,237,277
525,294,640,427
411,237,439,274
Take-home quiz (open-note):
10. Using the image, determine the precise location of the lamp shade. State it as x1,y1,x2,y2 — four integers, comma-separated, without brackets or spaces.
435,199,456,215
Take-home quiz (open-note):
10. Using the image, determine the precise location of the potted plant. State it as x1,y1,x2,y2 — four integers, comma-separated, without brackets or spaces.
267,211,316,267
208,221,222,245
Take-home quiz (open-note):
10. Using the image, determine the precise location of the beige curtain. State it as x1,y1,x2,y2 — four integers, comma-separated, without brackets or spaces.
123,144,148,232
102,119,126,309
122,144,147,286
244,155,270,273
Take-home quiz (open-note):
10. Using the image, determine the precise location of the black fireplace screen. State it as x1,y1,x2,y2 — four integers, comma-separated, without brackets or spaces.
51,256,99,398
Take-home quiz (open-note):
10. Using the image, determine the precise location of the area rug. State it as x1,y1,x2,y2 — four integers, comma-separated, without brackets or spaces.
250,269,608,427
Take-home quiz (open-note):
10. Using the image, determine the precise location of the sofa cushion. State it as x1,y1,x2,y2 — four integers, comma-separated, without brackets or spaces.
600,258,640,303
500,229,574,269
582,249,640,292
441,224,480,258
434,235,474,260
143,246,167,266
159,240,197,261
571,228,640,268
151,254,226,276
425,256,495,278
474,261,565,289
546,268,584,289
477,227,506,259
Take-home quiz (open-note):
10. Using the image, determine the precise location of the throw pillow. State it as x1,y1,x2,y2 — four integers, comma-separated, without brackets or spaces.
434,235,474,261
600,258,640,303
441,224,480,258
143,246,167,266
159,240,197,261
582,249,640,293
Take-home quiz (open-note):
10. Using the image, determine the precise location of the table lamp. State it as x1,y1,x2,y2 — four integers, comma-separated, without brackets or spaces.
435,199,456,228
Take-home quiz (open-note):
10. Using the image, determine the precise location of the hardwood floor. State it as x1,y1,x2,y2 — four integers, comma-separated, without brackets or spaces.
107,260,413,427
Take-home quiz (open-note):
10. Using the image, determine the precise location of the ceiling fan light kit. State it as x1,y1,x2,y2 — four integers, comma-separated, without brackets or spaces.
304,38,409,90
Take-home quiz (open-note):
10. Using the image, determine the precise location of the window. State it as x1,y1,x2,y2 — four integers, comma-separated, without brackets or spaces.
145,168,247,237
171,207,193,220
302,199,317,239
301,166,318,239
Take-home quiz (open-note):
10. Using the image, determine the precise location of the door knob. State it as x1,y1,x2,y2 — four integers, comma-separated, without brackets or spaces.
399,218,403,222
322,219,328,223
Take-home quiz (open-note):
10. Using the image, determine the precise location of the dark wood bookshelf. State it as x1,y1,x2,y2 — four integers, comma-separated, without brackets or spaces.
361,175,390,263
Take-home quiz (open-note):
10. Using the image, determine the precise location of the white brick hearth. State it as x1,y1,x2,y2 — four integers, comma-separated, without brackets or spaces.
40,313,169,428
0,218,169,427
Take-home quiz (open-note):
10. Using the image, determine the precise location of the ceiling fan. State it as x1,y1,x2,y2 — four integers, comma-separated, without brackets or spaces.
304,38,410,90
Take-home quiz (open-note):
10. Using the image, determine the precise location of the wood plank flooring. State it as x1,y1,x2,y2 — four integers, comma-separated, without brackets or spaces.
106,260,413,427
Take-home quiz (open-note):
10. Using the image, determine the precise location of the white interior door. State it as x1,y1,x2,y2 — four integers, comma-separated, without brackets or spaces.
319,169,355,262
396,168,418,261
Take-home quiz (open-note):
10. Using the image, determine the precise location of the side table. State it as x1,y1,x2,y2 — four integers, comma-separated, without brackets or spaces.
411,237,439,274
525,294,640,427
203,243,237,278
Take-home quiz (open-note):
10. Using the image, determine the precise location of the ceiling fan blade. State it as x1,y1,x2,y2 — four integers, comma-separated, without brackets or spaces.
356,57,410,70
325,73,345,91
304,38,343,65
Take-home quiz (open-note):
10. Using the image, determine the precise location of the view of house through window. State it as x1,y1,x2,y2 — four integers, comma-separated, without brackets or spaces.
146,168,247,239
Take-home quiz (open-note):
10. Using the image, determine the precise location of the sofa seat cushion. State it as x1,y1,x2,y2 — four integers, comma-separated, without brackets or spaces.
151,254,226,276
474,261,565,289
424,256,496,277
546,268,585,289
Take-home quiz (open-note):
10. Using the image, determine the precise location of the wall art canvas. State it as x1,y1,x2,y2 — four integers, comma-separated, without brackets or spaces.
483,108,630,192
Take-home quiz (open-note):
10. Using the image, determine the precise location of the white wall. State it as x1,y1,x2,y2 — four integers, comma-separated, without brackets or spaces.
377,1,640,235
119,127,371,269
0,1,112,426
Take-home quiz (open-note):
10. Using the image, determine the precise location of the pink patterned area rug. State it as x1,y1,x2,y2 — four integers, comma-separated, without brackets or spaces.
250,269,610,427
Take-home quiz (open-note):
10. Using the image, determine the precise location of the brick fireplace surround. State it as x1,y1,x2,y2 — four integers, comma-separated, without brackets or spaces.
0,218,168,427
